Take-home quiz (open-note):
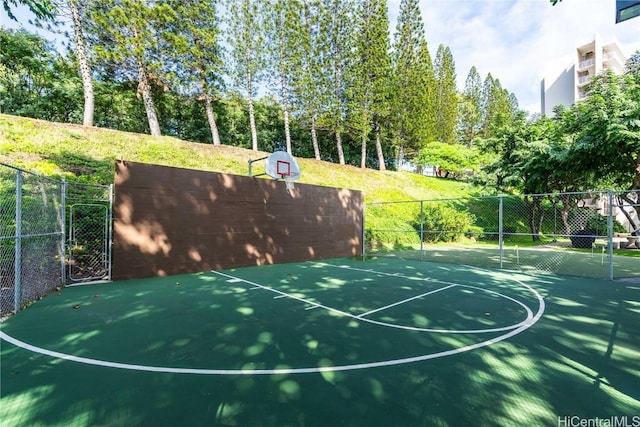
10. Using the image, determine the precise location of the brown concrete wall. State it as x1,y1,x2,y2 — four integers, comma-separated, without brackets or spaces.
112,160,363,280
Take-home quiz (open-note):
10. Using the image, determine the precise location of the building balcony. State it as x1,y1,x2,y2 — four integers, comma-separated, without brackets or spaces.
577,75,592,86
602,55,623,71
578,58,595,69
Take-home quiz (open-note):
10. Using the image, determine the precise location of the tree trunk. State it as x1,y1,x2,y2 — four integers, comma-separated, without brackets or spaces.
281,73,292,154
248,98,258,151
70,0,94,127
620,192,639,231
283,108,292,154
361,134,367,169
558,194,573,234
525,197,544,241
336,131,345,165
560,208,571,234
375,121,385,171
204,94,221,145
137,62,161,136
246,69,258,151
396,144,405,170
311,116,320,160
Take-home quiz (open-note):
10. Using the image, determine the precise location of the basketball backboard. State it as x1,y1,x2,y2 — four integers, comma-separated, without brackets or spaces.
265,151,301,181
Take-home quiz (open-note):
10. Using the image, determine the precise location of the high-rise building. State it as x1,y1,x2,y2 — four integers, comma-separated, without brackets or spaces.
541,34,628,116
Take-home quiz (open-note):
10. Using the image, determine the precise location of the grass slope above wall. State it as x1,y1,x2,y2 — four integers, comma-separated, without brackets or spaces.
0,114,477,203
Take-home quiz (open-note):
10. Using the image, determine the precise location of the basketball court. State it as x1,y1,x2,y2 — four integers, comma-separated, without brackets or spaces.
2,156,639,425
1,257,638,426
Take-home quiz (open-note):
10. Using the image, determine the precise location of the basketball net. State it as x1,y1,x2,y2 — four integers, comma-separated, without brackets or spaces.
285,179,295,190
282,174,295,190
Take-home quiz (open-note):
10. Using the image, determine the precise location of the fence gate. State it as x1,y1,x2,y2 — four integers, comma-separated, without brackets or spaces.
67,203,110,283
66,182,112,284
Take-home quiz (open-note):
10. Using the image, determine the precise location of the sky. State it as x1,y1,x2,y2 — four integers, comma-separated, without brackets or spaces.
2,0,639,114
394,0,640,113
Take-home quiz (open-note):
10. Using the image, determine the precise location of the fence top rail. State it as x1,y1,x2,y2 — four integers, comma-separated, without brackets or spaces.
2,163,112,190
67,181,111,190
1,162,63,185
365,189,640,206
367,195,503,206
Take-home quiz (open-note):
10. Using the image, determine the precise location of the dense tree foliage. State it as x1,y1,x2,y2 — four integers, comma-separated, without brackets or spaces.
1,4,516,166
226,0,265,151
90,0,177,136
457,66,483,146
0,29,82,121
6,8,636,197
473,52,640,234
350,0,392,169
391,0,435,167
433,44,457,144
289,0,323,160
162,0,224,145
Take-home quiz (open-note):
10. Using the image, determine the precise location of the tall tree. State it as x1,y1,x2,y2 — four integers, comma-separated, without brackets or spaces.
290,0,324,160
479,112,565,240
626,50,640,76
480,73,516,140
68,0,94,127
350,0,392,169
563,68,640,195
320,0,355,165
91,0,173,136
433,44,457,144
264,0,297,154
25,0,95,126
457,65,483,145
162,0,224,145
391,0,435,167
226,0,265,151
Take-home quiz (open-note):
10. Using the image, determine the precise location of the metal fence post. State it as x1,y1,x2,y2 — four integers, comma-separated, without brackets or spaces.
420,200,424,261
14,170,22,313
362,202,366,261
607,190,614,280
499,194,504,269
107,183,114,279
61,177,67,286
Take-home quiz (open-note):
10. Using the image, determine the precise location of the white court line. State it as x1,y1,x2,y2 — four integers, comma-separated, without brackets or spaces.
0,264,546,375
212,270,354,318
213,269,532,334
313,262,466,288
356,285,456,318
308,262,535,333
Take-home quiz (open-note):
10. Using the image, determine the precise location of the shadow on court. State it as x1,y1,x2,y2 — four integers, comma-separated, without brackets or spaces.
1,258,638,426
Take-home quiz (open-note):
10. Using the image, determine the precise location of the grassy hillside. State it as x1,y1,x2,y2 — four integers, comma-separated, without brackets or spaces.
0,114,476,203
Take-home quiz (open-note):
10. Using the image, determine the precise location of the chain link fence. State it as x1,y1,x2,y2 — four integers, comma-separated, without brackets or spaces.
365,191,640,280
0,164,112,318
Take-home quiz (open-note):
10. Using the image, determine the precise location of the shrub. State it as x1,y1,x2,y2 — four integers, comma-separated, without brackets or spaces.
413,204,476,243
585,215,626,236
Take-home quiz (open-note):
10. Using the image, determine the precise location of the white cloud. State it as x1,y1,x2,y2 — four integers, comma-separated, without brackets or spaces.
410,0,640,113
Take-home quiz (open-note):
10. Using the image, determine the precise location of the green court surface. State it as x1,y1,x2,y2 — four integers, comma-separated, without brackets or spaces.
1,258,638,426
374,243,640,280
